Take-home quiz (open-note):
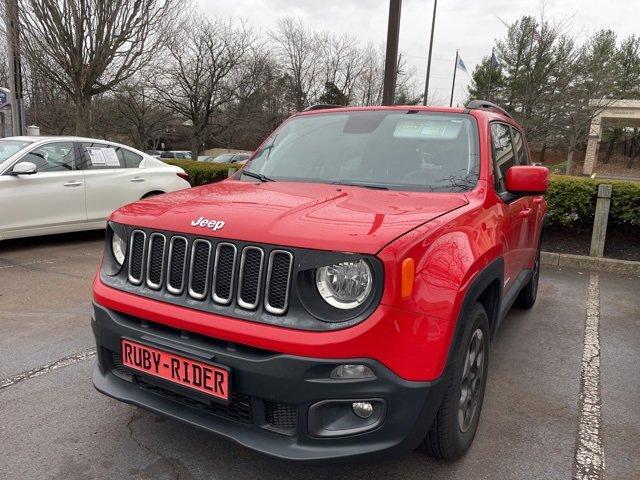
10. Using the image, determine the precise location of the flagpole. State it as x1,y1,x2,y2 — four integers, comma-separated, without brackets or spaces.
449,50,458,107
422,0,437,106
486,47,494,100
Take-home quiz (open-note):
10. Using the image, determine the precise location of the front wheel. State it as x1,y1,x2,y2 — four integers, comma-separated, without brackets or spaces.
419,302,490,460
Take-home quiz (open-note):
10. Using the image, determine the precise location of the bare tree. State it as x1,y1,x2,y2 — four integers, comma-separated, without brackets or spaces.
320,32,366,103
19,0,179,136
154,17,252,160
114,81,169,149
354,44,384,106
270,17,322,111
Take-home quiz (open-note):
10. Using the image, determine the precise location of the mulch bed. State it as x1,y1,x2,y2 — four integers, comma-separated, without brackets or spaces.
542,227,640,262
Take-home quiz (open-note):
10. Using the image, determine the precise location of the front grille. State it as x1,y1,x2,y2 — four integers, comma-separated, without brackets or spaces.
167,236,187,294
188,240,211,299
128,230,146,284
265,251,293,314
146,233,166,289
265,401,298,432
213,243,237,304
238,247,264,309
125,230,293,315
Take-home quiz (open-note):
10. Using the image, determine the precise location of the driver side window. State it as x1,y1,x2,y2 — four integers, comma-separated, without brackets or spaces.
22,142,75,172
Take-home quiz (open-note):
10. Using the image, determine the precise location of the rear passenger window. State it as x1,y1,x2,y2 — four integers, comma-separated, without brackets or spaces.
511,129,530,166
490,123,515,193
123,149,143,168
81,143,124,169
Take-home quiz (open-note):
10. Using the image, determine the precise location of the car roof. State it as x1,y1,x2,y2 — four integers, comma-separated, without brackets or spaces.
295,105,517,126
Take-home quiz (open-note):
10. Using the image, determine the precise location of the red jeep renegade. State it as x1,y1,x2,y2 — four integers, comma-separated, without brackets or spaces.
92,101,548,461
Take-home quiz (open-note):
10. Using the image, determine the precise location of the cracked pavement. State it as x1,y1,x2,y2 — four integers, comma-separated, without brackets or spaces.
1,231,638,480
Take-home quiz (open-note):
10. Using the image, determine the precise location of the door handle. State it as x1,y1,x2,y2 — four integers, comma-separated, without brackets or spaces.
533,197,544,205
519,208,532,218
130,177,145,183
63,181,83,187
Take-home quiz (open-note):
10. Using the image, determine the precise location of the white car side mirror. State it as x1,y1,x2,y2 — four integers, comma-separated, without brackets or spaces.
12,161,38,175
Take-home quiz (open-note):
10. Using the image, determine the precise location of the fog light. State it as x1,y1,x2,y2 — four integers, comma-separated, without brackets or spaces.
330,364,374,380
352,401,374,419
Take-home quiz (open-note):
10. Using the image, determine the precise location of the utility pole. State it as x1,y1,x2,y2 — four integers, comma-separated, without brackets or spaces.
449,50,459,107
4,0,26,135
422,0,437,106
382,0,402,106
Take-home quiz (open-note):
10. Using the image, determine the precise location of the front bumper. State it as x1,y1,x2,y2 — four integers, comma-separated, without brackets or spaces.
92,302,447,461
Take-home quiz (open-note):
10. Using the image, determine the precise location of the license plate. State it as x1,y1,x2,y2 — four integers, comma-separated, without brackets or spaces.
121,338,229,402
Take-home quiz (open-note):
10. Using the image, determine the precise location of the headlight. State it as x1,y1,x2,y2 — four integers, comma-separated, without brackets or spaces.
111,230,126,266
315,260,373,309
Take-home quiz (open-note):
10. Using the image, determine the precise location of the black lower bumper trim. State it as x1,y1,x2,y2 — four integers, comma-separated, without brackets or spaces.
91,302,447,461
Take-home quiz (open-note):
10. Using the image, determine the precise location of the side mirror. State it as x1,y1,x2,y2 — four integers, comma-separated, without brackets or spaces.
12,161,38,175
505,165,548,195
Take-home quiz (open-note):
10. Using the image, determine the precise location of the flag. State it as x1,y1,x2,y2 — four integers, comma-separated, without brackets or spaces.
532,30,542,43
457,56,469,74
491,52,501,68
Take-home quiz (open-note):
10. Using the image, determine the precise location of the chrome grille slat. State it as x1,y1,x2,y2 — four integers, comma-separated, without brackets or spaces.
212,242,237,305
128,230,146,285
237,247,264,310
264,250,293,315
188,239,212,300
146,233,166,290
166,236,188,294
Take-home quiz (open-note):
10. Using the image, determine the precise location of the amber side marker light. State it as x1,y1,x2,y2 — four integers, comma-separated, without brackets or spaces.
401,258,415,299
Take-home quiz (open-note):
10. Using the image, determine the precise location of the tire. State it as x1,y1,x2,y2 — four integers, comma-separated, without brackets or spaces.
515,247,540,309
419,302,490,460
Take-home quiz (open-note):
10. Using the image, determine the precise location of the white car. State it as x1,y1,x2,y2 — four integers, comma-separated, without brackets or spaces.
0,136,191,240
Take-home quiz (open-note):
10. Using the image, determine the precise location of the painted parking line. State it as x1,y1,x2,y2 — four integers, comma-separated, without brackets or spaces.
573,273,605,480
0,348,96,391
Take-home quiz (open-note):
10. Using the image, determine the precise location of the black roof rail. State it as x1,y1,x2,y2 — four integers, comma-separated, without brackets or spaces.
465,99,513,119
303,104,344,112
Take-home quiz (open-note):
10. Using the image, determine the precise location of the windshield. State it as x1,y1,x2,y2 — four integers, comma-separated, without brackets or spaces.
0,139,32,163
245,111,480,192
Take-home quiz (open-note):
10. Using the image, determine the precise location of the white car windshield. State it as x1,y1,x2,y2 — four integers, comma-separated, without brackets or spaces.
245,110,480,192
0,139,33,163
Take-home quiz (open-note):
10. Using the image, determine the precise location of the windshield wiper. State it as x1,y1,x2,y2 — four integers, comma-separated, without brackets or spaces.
240,170,275,182
331,181,389,190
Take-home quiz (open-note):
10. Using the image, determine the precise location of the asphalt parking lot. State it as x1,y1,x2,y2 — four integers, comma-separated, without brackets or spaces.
1,231,638,480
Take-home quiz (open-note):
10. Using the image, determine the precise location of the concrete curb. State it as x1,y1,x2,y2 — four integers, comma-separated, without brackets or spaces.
541,251,640,276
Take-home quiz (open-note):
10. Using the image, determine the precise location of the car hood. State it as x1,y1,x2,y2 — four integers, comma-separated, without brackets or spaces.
111,180,469,254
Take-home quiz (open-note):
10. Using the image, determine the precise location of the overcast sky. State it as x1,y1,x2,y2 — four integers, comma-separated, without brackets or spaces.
197,0,638,106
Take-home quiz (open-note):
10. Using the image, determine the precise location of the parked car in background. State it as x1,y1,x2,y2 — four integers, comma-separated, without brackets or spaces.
160,151,193,160
0,136,191,240
208,152,251,164
197,155,216,162
144,150,162,159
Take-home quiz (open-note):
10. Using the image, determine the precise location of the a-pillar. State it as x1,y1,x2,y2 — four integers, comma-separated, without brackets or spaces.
583,116,603,175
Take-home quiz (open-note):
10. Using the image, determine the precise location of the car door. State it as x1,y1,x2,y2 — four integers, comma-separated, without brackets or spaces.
78,142,151,223
490,122,531,292
0,140,86,237
510,127,539,265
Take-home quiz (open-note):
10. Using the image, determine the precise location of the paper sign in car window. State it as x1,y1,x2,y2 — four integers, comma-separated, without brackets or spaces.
101,148,121,167
394,119,463,140
87,147,107,165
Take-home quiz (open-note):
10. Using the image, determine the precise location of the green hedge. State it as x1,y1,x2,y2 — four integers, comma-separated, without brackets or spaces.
166,159,236,187
546,175,640,231
167,161,640,232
